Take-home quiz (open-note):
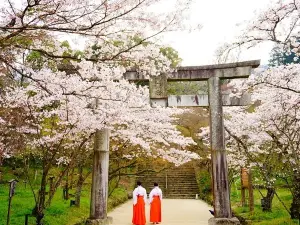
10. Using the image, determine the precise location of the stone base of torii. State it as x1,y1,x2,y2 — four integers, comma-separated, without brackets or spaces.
86,217,113,225
87,60,260,225
209,217,241,225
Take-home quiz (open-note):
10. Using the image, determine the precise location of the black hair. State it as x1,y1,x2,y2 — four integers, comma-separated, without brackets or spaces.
154,182,158,186
137,181,142,186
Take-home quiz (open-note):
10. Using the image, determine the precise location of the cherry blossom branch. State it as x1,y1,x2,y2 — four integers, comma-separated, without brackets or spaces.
225,126,291,214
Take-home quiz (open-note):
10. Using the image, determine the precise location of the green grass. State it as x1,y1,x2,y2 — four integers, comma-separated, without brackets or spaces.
0,183,128,225
231,185,299,225
0,168,129,225
0,184,36,225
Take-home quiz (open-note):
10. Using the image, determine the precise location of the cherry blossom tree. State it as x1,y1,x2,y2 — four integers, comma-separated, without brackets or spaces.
0,48,198,222
223,107,285,212
0,1,201,223
221,64,300,217
0,0,200,72
216,0,300,63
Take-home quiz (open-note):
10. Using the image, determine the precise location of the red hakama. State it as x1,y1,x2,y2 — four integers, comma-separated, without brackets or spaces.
132,195,146,225
150,196,161,223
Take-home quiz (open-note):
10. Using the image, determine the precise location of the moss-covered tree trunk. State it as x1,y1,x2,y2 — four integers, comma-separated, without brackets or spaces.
290,171,300,219
33,165,49,225
261,187,275,211
75,166,84,207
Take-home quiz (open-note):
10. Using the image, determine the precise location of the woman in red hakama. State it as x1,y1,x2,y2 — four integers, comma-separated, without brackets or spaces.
132,181,147,225
149,183,162,224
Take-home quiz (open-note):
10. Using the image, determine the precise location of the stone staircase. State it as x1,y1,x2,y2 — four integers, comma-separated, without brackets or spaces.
136,162,199,199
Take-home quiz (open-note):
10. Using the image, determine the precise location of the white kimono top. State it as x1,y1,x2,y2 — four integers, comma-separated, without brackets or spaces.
133,185,147,205
149,186,162,203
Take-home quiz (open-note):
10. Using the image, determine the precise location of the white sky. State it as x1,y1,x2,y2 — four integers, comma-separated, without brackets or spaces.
161,0,274,66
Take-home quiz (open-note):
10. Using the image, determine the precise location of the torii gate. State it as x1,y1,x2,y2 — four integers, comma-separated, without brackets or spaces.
87,60,260,225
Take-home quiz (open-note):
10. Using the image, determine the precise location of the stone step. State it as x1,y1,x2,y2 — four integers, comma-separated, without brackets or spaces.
143,177,197,179
141,181,197,185
137,175,196,178
145,190,199,194
164,192,199,195
165,193,199,196
144,185,199,190
166,187,199,190
166,192,199,195
166,185,198,187
166,182,198,185
141,180,198,183
164,194,198,199
139,170,195,173
144,184,198,187
165,190,199,193
145,184,198,187
140,180,197,183
137,162,199,199
165,191,197,194
142,181,198,185
140,178,196,181
166,183,198,185
145,189,198,193
143,184,198,188
141,177,197,180
137,174,196,177
167,181,198,183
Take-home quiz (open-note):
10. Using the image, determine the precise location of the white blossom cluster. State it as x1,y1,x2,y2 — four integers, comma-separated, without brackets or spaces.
0,0,202,165
1,58,198,165
225,65,300,173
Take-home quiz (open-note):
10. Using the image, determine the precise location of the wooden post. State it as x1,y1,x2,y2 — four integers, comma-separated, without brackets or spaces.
248,169,254,213
208,77,232,218
241,187,246,207
48,176,54,196
88,128,112,224
6,194,12,225
25,214,29,225
65,171,69,200
241,168,248,207
6,179,18,225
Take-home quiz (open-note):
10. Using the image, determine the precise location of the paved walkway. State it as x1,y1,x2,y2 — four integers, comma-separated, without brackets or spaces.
108,199,212,225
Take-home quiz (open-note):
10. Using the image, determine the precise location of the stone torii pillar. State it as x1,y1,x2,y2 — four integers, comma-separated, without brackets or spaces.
208,76,238,224
87,128,112,225
149,74,168,106
124,60,260,225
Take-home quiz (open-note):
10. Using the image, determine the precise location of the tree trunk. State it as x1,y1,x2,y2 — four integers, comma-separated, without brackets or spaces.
69,168,75,189
33,167,49,225
290,171,300,219
64,171,69,200
0,155,3,182
261,187,275,211
75,166,84,207
241,188,246,207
